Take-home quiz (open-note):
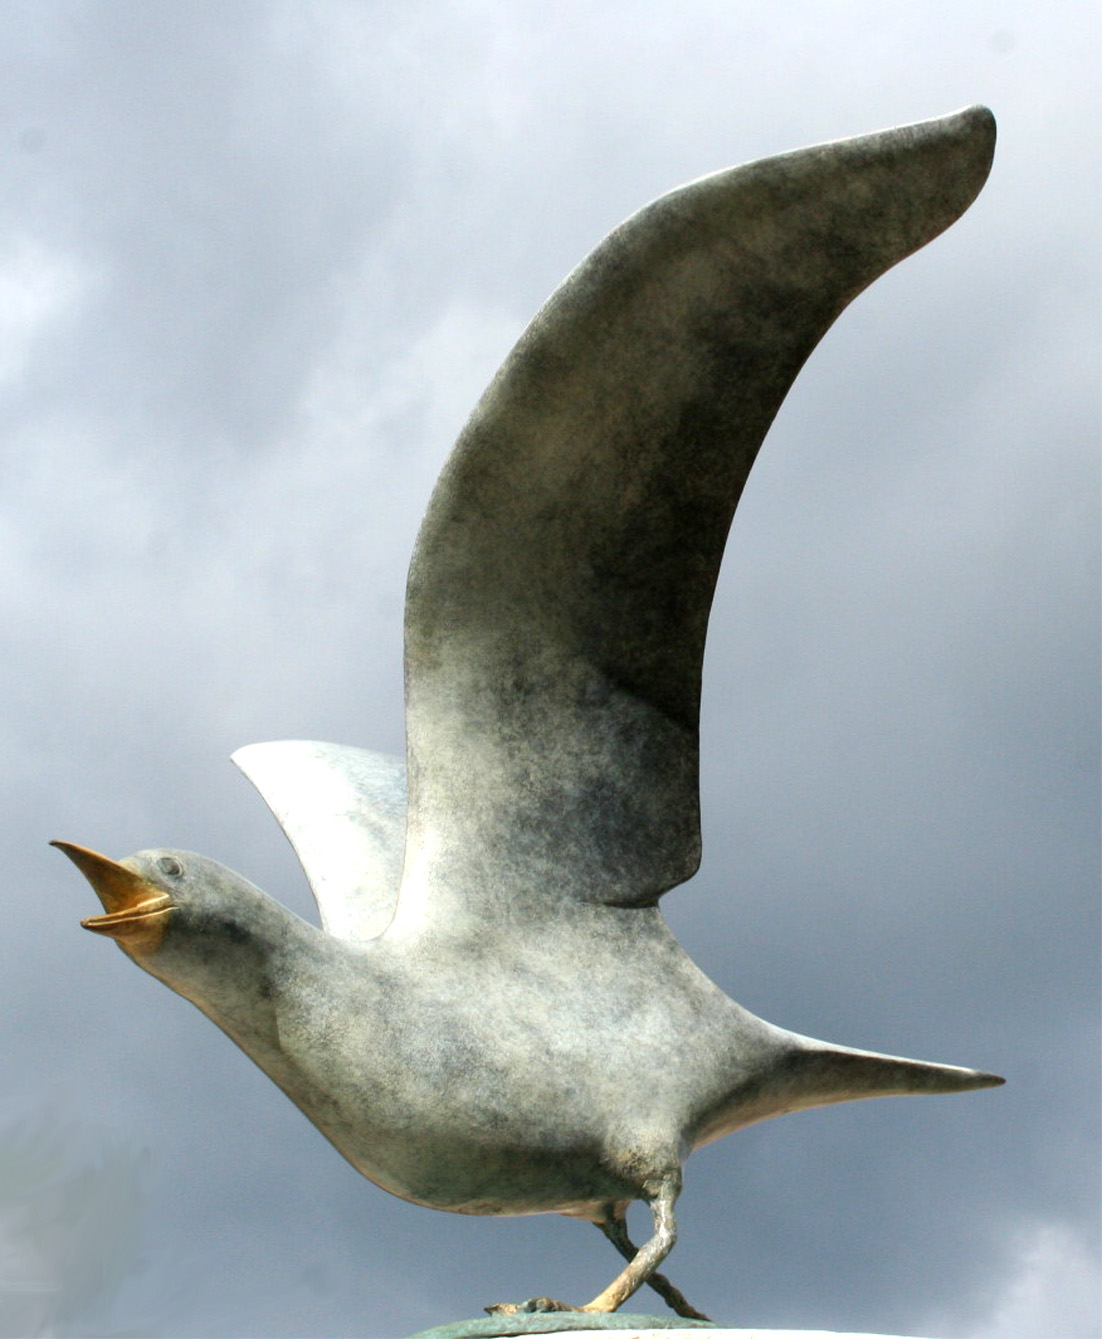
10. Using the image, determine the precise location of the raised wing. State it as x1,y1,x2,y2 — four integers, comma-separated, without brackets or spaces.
398,108,996,928
233,741,406,941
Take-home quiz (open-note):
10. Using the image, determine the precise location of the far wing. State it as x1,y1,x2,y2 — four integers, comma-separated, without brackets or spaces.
233,741,406,941
400,108,996,925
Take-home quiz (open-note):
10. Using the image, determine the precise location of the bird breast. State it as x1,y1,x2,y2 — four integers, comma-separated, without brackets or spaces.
264,920,748,1215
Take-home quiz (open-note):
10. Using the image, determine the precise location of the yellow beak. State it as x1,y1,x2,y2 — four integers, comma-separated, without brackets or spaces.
52,841,174,954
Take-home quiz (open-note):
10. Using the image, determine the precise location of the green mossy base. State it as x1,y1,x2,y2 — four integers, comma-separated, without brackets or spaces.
408,1312,721,1339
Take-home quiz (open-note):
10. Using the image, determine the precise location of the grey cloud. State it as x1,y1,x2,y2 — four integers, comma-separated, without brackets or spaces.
1,2,1097,1336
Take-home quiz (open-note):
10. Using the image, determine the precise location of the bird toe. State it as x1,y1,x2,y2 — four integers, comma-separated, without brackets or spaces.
484,1297,577,1315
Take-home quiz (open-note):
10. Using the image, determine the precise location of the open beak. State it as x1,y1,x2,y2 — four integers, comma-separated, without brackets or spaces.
52,841,174,954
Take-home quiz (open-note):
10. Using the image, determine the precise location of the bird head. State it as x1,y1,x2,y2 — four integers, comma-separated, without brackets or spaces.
51,841,280,972
52,838,315,1036
53,838,331,1102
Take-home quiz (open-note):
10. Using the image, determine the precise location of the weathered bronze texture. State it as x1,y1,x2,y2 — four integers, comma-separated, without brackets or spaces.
57,107,1002,1320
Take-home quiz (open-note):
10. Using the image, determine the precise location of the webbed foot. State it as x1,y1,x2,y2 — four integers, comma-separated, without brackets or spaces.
485,1297,577,1316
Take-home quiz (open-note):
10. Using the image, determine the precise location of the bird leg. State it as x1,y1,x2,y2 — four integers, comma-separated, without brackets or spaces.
485,1180,710,1320
577,1178,686,1314
595,1206,711,1320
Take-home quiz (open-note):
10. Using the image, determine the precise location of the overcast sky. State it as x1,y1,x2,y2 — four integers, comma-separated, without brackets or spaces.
1,4,1098,1338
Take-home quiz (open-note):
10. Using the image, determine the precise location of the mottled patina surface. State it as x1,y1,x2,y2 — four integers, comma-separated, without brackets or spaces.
409,1313,720,1338
56,107,1002,1320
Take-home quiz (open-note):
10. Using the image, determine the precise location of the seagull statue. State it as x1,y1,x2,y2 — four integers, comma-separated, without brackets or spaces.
56,106,1003,1322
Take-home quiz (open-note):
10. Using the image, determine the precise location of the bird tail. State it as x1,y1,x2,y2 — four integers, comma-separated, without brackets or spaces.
691,1028,1003,1149
779,1033,1004,1110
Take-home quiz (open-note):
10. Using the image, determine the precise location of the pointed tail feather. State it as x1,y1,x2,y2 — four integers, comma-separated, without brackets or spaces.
786,1036,1004,1110
691,1031,1003,1147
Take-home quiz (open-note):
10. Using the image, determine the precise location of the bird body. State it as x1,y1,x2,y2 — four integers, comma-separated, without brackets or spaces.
60,836,996,1230
57,106,1003,1318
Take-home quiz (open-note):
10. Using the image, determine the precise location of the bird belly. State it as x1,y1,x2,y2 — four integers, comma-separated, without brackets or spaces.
271,951,704,1216
286,1032,681,1216
342,1128,645,1218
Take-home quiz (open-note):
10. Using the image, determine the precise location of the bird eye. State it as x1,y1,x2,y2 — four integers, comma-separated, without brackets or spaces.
157,856,183,878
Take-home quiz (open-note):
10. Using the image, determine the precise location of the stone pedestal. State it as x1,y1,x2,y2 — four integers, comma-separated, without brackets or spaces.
408,1316,928,1339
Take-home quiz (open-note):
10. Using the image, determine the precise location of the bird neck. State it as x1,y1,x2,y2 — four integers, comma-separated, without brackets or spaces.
142,889,339,1085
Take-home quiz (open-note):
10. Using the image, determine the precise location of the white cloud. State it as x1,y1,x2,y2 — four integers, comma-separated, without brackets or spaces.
0,238,95,390
0,1106,153,1338
964,1221,1101,1339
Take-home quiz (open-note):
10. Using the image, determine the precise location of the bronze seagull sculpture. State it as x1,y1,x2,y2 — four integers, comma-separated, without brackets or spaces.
56,106,1003,1322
